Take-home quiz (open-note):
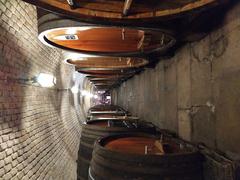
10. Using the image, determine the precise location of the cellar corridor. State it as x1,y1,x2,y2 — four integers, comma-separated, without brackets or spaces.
0,0,240,180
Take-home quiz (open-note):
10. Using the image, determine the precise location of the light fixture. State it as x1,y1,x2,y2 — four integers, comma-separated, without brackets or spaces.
36,73,56,87
71,85,79,94
72,72,76,80
97,90,106,94
81,90,97,98
81,90,88,96
0,73,56,88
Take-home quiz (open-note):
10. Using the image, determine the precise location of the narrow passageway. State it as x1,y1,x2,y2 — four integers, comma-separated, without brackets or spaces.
113,9,240,154
0,0,239,180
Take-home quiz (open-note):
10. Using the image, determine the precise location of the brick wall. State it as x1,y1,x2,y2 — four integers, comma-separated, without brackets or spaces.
0,1,81,179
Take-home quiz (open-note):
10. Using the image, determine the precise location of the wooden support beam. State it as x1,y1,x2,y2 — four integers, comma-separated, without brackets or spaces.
137,34,145,50
66,0,76,9
121,28,125,40
123,0,133,16
137,33,152,51
154,141,165,155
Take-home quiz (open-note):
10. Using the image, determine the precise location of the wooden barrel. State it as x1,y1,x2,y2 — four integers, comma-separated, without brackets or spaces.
93,86,111,91
77,120,156,180
92,81,122,89
90,79,121,83
91,80,119,84
77,68,139,76
88,111,127,120
87,75,133,87
79,67,140,75
37,9,176,57
90,116,138,121
65,56,149,69
95,84,119,89
89,77,124,82
89,133,203,180
93,85,117,91
89,104,124,112
84,69,132,90
91,81,121,89
26,0,224,27
88,114,127,121
86,74,133,79
88,109,126,115
87,105,127,119
92,82,118,86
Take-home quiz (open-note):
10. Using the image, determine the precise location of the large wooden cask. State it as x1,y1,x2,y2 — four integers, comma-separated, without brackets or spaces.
89,133,203,180
37,9,176,57
77,120,156,180
24,0,226,27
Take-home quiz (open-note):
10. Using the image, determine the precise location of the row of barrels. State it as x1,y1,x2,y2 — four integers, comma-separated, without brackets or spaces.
37,9,176,91
33,1,230,91
77,104,204,180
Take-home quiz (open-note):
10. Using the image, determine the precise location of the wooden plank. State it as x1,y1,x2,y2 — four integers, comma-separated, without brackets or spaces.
122,28,125,40
123,0,133,16
137,33,152,50
154,140,165,155
137,34,145,50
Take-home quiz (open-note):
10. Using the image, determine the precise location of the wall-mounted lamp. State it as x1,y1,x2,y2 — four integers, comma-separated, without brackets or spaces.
71,85,79,94
97,90,106,94
81,90,91,97
80,90,98,99
0,73,56,88
35,73,56,87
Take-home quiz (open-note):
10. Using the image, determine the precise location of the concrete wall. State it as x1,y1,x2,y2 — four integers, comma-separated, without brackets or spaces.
114,0,240,161
0,1,82,179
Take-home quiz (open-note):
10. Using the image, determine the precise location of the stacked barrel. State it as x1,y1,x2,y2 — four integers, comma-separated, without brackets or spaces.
77,104,203,180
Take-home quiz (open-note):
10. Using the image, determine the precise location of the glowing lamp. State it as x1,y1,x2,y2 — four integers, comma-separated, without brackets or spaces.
71,86,79,94
36,73,56,87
